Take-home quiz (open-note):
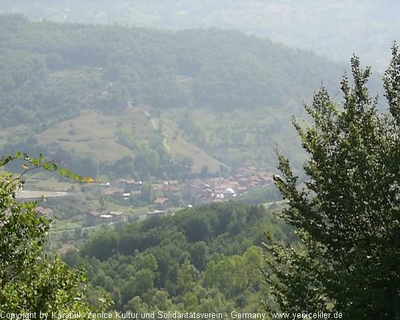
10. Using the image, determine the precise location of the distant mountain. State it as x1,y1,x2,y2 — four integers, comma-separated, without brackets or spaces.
0,14,347,128
0,15,381,173
0,0,398,71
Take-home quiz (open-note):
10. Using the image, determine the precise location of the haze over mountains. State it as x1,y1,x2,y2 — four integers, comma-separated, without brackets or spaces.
0,0,398,72
0,0,391,176
0,14,355,175
2,1,399,315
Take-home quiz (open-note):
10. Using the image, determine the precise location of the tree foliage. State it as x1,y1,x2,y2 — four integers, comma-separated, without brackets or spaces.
0,14,346,129
0,153,107,313
67,202,292,312
265,44,400,318
0,14,356,176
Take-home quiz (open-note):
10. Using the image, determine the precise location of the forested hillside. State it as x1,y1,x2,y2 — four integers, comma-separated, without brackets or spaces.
1,1,398,71
63,201,294,312
0,14,352,175
0,14,345,128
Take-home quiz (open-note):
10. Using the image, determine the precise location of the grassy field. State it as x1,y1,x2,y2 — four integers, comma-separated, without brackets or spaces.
24,173,77,190
38,110,138,162
1,103,304,180
166,134,224,173
161,106,305,171
34,106,226,173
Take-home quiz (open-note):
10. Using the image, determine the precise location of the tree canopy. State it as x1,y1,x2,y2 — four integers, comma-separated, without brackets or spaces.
0,153,107,314
265,44,400,318
0,14,356,176
62,201,293,313
0,14,346,129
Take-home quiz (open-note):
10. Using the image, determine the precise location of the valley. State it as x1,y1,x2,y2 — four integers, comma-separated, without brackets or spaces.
0,9,395,316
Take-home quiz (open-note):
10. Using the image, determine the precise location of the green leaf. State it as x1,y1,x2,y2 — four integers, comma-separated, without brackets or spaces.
0,155,14,167
51,163,58,171
59,168,69,177
83,176,94,183
30,158,39,167
73,174,83,182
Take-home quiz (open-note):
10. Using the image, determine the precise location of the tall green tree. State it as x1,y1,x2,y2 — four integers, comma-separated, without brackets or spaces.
264,44,400,319
0,154,108,314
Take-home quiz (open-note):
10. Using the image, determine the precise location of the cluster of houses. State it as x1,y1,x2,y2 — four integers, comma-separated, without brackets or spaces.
23,167,275,225
97,167,274,219
187,167,274,204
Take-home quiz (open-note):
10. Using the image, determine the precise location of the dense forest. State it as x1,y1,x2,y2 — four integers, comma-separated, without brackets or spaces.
0,14,356,177
0,14,346,128
1,0,398,72
63,201,294,312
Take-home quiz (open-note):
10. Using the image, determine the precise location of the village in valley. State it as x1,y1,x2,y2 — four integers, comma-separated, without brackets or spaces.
23,166,275,226
89,166,274,223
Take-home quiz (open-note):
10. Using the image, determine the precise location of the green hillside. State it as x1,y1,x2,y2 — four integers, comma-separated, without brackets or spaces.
1,1,398,71
0,14,351,177
63,201,295,312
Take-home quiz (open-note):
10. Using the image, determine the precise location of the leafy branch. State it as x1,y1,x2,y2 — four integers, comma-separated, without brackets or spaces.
0,151,100,185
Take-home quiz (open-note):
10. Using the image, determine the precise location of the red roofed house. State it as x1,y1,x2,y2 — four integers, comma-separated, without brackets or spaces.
154,197,169,210
35,206,54,216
